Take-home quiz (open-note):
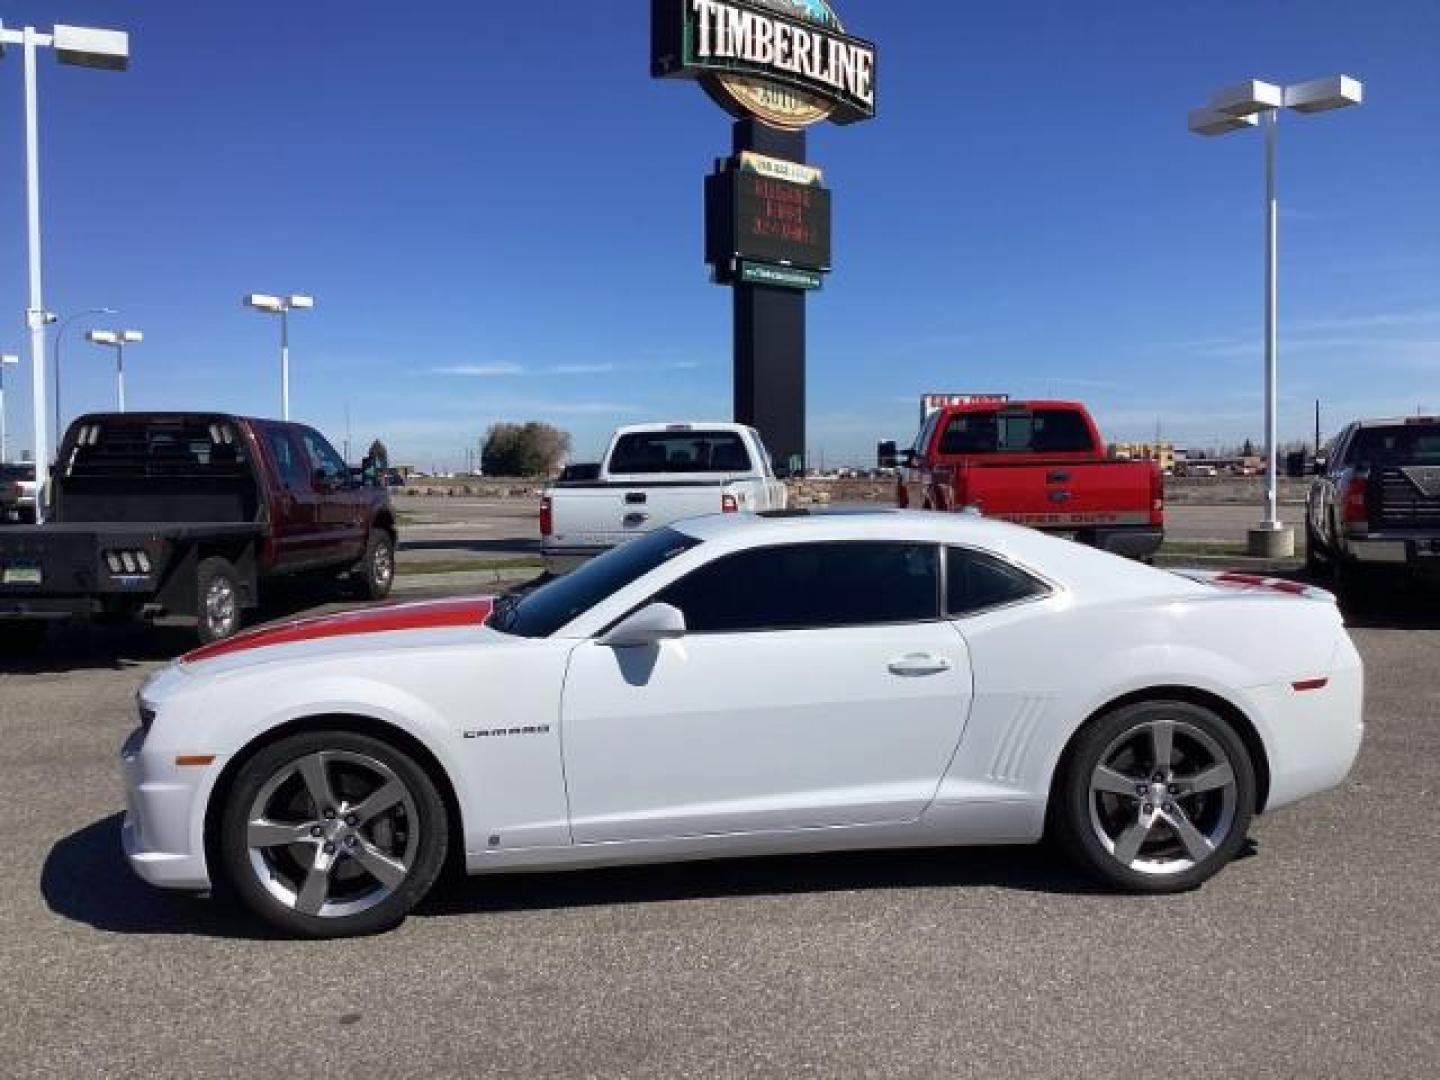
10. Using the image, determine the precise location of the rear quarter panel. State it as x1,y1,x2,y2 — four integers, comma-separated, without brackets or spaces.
938,589,1352,822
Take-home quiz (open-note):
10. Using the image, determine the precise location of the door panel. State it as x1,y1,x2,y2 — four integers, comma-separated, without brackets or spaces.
560,623,973,843
259,424,317,570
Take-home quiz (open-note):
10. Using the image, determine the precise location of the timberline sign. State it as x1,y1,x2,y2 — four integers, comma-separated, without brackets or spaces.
652,0,878,129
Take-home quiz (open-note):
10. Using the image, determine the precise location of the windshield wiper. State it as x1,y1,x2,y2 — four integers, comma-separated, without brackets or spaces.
490,593,520,632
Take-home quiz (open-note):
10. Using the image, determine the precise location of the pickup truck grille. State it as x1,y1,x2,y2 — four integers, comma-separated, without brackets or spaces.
1373,466,1440,530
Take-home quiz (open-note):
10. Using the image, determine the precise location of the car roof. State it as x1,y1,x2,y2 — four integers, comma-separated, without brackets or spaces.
613,422,751,435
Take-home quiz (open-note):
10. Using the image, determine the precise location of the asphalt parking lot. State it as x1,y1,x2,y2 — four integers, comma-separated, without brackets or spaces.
3,508,1438,1079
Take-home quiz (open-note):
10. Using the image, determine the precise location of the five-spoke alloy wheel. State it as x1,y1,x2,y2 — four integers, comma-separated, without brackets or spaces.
1055,700,1256,892
220,731,448,937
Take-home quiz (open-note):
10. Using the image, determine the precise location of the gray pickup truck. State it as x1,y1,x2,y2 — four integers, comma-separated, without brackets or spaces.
1306,415,1440,596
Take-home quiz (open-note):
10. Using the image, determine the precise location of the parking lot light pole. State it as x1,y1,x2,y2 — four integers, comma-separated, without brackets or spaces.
85,330,143,412
244,294,314,421
55,306,117,437
1,353,19,462
0,20,131,522
1188,76,1362,558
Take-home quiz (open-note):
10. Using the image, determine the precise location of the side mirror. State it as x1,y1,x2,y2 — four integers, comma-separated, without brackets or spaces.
598,603,687,648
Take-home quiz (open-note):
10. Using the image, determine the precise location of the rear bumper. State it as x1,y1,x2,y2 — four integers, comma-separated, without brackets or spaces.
1088,526,1164,560
119,727,213,891
1341,532,1440,569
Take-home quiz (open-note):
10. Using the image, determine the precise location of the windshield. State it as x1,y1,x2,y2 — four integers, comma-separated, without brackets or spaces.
492,528,702,638
608,431,752,474
938,409,1094,454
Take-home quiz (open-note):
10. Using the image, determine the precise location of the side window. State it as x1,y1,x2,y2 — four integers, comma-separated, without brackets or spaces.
300,429,348,482
265,429,308,489
946,547,1049,616
657,542,940,634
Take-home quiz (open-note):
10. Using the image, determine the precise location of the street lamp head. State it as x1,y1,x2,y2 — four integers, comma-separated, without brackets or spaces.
1286,75,1363,113
1188,107,1260,137
52,24,130,71
1,354,19,367
1210,80,1284,117
245,293,284,313
120,330,143,344
86,330,119,346
286,295,315,311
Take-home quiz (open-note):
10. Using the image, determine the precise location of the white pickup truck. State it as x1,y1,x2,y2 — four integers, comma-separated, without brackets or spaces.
541,422,788,573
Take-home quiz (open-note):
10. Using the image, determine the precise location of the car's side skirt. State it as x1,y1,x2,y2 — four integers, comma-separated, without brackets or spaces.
462,798,1043,875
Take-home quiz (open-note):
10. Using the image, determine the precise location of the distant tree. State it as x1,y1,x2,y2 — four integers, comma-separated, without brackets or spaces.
482,422,572,477
367,439,390,467
1241,438,1257,457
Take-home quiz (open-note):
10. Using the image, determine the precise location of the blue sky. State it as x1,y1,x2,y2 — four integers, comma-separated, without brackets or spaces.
0,0,1435,468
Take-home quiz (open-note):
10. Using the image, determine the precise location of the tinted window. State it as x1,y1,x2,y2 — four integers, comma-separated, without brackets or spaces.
300,428,348,480
609,431,752,474
495,528,702,639
1347,424,1440,467
658,542,939,634
946,547,1048,615
939,409,1094,454
265,429,308,489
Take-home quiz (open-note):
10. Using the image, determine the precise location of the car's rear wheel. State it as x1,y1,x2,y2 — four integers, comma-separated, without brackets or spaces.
218,730,448,938
1054,700,1256,893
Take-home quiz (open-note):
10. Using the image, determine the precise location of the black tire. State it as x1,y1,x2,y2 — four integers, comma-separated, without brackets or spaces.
1052,699,1256,894
195,557,243,645
351,530,396,601
218,729,449,938
0,620,47,656
1304,523,1328,578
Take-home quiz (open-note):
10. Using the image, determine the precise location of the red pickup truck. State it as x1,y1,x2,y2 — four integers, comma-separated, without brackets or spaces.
0,412,397,648
883,400,1164,560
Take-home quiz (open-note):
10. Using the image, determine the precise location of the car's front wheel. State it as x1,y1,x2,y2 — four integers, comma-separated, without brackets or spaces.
219,730,449,938
1054,700,1256,893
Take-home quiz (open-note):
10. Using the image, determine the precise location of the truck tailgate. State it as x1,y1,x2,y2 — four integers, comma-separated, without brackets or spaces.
956,461,1158,529
549,483,731,549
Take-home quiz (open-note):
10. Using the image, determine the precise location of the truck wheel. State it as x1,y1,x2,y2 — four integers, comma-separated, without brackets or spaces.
0,620,47,656
196,557,243,644
351,531,396,601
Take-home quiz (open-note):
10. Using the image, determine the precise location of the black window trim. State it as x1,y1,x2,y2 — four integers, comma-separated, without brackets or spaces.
942,544,1056,620
601,538,949,639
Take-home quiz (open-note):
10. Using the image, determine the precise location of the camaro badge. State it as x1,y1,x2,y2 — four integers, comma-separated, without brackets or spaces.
464,725,552,740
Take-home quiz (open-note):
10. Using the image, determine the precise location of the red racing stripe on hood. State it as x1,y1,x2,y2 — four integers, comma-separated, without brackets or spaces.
184,596,495,663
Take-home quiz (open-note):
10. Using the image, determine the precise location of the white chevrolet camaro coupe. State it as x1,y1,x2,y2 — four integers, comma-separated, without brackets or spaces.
122,510,1364,937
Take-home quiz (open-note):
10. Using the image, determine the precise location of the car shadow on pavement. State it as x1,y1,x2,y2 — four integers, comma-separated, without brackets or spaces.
417,844,1110,921
399,538,542,555
41,814,279,939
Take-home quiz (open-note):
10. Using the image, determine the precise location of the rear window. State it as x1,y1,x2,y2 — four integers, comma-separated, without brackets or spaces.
609,431,752,474
939,409,1095,455
1347,424,1440,467
62,419,252,479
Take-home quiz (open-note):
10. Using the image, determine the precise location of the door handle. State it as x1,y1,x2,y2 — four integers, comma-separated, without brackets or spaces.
888,654,953,677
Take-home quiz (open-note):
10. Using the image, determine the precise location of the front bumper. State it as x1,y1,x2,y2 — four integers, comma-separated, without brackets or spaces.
119,726,213,890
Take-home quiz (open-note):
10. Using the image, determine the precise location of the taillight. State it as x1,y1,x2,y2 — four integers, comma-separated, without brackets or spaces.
1151,465,1165,524
1342,476,1369,525
721,493,739,514
539,496,553,537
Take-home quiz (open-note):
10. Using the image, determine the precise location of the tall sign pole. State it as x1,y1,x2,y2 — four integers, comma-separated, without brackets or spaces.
652,0,877,475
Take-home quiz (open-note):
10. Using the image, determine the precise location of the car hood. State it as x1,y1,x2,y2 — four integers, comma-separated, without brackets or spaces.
182,596,497,669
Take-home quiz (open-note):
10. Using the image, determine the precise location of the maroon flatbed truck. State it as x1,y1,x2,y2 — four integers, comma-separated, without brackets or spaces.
881,400,1164,560
0,412,398,649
